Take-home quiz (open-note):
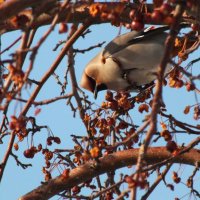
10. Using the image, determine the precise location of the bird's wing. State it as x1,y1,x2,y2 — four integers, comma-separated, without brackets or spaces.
127,22,190,45
102,23,189,59
127,25,170,44
102,26,170,58
102,30,141,58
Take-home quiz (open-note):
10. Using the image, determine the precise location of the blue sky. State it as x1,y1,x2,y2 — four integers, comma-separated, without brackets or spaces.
0,18,200,200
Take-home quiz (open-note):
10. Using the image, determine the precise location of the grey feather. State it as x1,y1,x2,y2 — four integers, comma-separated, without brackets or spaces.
80,25,188,96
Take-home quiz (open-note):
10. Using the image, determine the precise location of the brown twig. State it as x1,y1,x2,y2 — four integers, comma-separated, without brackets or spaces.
90,179,124,200
68,46,86,119
141,163,173,200
161,112,200,135
73,41,106,54
14,93,73,106
0,2,139,34
0,131,15,182
142,136,200,172
21,21,91,116
10,152,32,169
0,36,22,55
110,119,150,150
1,2,198,34
0,21,91,185
0,0,56,23
22,1,71,87
1,30,30,103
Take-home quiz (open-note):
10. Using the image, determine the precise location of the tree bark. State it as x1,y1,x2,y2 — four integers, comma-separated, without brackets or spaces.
0,2,152,34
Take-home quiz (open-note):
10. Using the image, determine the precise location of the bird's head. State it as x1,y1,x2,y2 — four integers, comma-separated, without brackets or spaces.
80,70,107,99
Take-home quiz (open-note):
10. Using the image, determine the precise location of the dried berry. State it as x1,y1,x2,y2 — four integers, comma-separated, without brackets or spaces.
166,141,177,153
59,23,68,34
105,90,113,101
183,106,190,114
90,146,100,158
72,186,80,195
14,143,19,151
62,169,70,179
138,104,149,113
53,137,61,144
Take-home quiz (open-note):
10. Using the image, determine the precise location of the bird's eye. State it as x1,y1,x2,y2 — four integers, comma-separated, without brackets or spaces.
97,83,108,91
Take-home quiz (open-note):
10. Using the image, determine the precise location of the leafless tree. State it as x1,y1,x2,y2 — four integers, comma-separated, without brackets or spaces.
0,1,200,200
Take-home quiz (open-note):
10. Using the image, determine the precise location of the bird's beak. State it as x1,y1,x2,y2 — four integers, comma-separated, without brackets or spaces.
94,84,98,99
94,83,108,99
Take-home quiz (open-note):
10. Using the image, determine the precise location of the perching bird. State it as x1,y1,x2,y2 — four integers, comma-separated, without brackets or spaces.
80,25,186,98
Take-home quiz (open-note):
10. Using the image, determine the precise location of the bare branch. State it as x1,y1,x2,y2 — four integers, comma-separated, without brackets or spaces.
19,147,200,200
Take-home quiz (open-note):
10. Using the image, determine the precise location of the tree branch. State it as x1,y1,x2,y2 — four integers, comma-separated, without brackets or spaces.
0,0,55,22
19,147,200,200
0,20,91,185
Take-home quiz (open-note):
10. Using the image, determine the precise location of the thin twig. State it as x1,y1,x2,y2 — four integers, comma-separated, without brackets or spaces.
0,36,22,55
0,21,91,184
14,93,73,106
90,180,124,200
141,163,172,200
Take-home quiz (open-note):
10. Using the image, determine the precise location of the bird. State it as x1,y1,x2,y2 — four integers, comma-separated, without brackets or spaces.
80,25,186,98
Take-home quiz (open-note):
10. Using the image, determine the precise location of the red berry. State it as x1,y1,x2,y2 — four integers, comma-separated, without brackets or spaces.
191,23,200,31
105,91,113,101
14,143,19,151
53,137,61,144
42,148,49,154
138,104,149,113
118,120,128,129
9,122,15,130
185,82,195,91
175,79,184,88
23,149,34,158
131,20,144,31
72,186,80,195
174,177,181,183
30,146,37,153
59,23,68,34
106,117,115,126
47,137,52,145
151,10,164,23
124,175,134,183
62,169,70,179
108,100,118,110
